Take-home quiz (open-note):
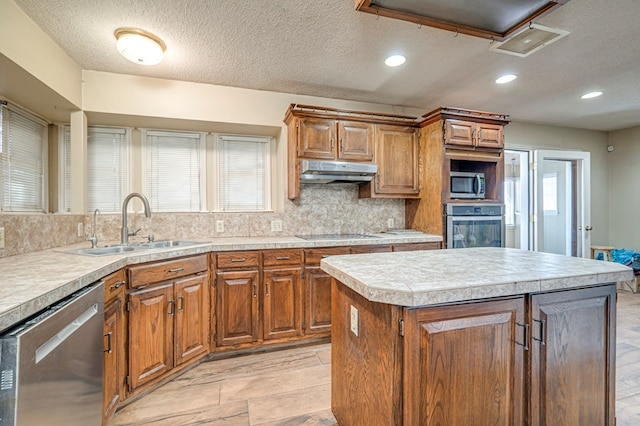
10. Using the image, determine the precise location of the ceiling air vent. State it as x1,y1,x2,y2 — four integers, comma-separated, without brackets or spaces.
490,24,569,57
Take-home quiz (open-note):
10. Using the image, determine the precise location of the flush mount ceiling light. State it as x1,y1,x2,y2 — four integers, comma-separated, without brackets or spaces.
581,91,603,99
114,27,166,66
495,74,517,84
385,54,406,67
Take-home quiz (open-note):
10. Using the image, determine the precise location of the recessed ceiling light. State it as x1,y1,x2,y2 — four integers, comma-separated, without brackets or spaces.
495,74,517,84
385,55,406,67
114,27,166,66
581,91,603,99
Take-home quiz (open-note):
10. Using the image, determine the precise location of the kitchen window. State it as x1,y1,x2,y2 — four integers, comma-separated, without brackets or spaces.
61,126,131,212
142,130,205,212
214,134,271,212
0,102,47,212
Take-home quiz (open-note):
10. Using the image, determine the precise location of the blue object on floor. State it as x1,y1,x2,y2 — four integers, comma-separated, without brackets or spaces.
596,248,639,265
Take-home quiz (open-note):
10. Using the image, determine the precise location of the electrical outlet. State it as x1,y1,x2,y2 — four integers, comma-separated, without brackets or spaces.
387,218,395,229
350,305,359,337
0,227,5,249
77,223,84,237
271,220,283,232
216,220,225,233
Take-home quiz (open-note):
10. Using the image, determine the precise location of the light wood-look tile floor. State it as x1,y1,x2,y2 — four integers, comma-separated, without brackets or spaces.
111,291,640,425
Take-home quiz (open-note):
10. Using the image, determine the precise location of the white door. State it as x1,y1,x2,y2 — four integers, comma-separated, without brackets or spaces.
504,150,530,250
533,150,591,257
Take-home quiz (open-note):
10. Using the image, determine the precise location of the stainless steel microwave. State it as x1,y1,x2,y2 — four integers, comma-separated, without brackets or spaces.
450,171,485,199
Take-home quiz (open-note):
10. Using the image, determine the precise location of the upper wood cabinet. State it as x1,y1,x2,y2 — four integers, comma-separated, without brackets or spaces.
284,104,418,199
445,119,504,149
298,117,374,162
359,125,420,198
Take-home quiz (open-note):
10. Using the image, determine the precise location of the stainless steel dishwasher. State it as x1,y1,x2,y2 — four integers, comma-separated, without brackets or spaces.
0,280,104,426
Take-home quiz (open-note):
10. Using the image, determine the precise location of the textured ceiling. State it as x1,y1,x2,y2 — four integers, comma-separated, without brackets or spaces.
12,0,640,131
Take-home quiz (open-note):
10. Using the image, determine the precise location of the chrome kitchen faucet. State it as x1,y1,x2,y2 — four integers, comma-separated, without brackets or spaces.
121,192,152,245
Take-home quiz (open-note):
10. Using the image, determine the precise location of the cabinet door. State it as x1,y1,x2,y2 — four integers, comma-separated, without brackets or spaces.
403,297,525,425
530,285,616,426
174,273,210,366
374,125,420,196
216,270,259,346
263,268,302,340
338,120,374,162
128,283,174,391
103,297,125,424
476,123,503,148
444,120,475,147
298,117,336,159
304,266,332,335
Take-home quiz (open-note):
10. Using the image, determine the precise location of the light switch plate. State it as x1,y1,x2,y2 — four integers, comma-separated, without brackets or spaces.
271,220,283,232
387,218,395,229
216,220,225,233
350,305,359,337
77,223,83,237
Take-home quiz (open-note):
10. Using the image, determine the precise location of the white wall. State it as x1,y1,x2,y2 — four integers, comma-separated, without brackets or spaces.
504,122,609,247
608,126,640,251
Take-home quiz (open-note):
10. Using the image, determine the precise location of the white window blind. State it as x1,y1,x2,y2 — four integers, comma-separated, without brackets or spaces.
143,130,203,212
87,127,129,212
0,104,46,212
60,126,71,213
216,135,270,212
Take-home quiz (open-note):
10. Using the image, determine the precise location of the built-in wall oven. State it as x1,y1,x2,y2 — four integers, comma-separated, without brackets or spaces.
446,204,505,249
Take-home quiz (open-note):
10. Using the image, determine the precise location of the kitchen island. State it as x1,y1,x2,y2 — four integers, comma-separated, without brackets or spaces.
321,248,633,425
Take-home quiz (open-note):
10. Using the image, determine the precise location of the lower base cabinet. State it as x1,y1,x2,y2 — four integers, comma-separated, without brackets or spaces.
332,282,616,425
103,270,127,426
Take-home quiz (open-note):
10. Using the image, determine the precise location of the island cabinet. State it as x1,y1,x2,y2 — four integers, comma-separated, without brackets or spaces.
126,254,209,394
103,269,127,426
332,281,616,425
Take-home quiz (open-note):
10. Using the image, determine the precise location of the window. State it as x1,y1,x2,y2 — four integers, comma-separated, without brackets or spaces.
87,127,130,212
0,102,47,212
215,135,271,212
142,130,205,212
543,172,558,215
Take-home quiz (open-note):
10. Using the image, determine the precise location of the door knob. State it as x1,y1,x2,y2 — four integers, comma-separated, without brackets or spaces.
585,226,593,231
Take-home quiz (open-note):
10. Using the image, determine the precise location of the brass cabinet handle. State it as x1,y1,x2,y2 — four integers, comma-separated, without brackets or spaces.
265,282,270,296
178,296,185,312
231,258,247,263
104,332,112,353
253,284,257,298
110,280,125,290
168,267,185,273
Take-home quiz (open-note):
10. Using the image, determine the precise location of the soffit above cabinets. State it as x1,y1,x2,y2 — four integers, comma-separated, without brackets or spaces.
355,0,570,40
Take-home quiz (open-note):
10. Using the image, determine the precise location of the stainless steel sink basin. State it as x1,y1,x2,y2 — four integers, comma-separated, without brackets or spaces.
72,245,138,256
136,240,202,249
66,240,206,256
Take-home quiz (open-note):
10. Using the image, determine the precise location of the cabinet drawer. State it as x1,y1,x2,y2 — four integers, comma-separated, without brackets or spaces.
104,269,126,301
350,245,392,254
128,254,208,288
216,251,260,269
263,249,303,268
304,247,350,265
392,242,441,251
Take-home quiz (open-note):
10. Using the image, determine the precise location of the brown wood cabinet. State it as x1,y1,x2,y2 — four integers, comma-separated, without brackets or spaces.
126,255,209,393
359,124,420,198
445,119,504,149
262,249,303,340
103,269,127,426
332,281,616,425
284,104,418,199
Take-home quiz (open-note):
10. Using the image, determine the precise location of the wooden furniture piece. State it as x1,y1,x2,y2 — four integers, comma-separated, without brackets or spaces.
591,245,615,261
126,254,210,394
324,248,625,425
406,107,509,243
284,104,420,200
103,269,127,426
262,249,303,341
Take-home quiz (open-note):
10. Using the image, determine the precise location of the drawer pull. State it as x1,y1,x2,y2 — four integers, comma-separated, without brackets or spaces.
168,267,185,273
168,300,175,316
110,280,125,290
178,296,185,312
276,256,290,260
231,258,247,263
253,283,257,298
104,332,112,353
265,282,270,296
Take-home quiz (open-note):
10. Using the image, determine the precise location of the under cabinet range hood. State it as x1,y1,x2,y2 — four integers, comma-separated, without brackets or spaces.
300,160,378,184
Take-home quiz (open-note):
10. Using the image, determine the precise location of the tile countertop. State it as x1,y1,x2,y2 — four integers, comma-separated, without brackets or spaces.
320,247,634,307
0,232,441,333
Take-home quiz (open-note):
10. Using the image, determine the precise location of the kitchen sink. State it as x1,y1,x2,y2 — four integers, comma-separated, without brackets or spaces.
135,240,202,249
67,240,207,256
